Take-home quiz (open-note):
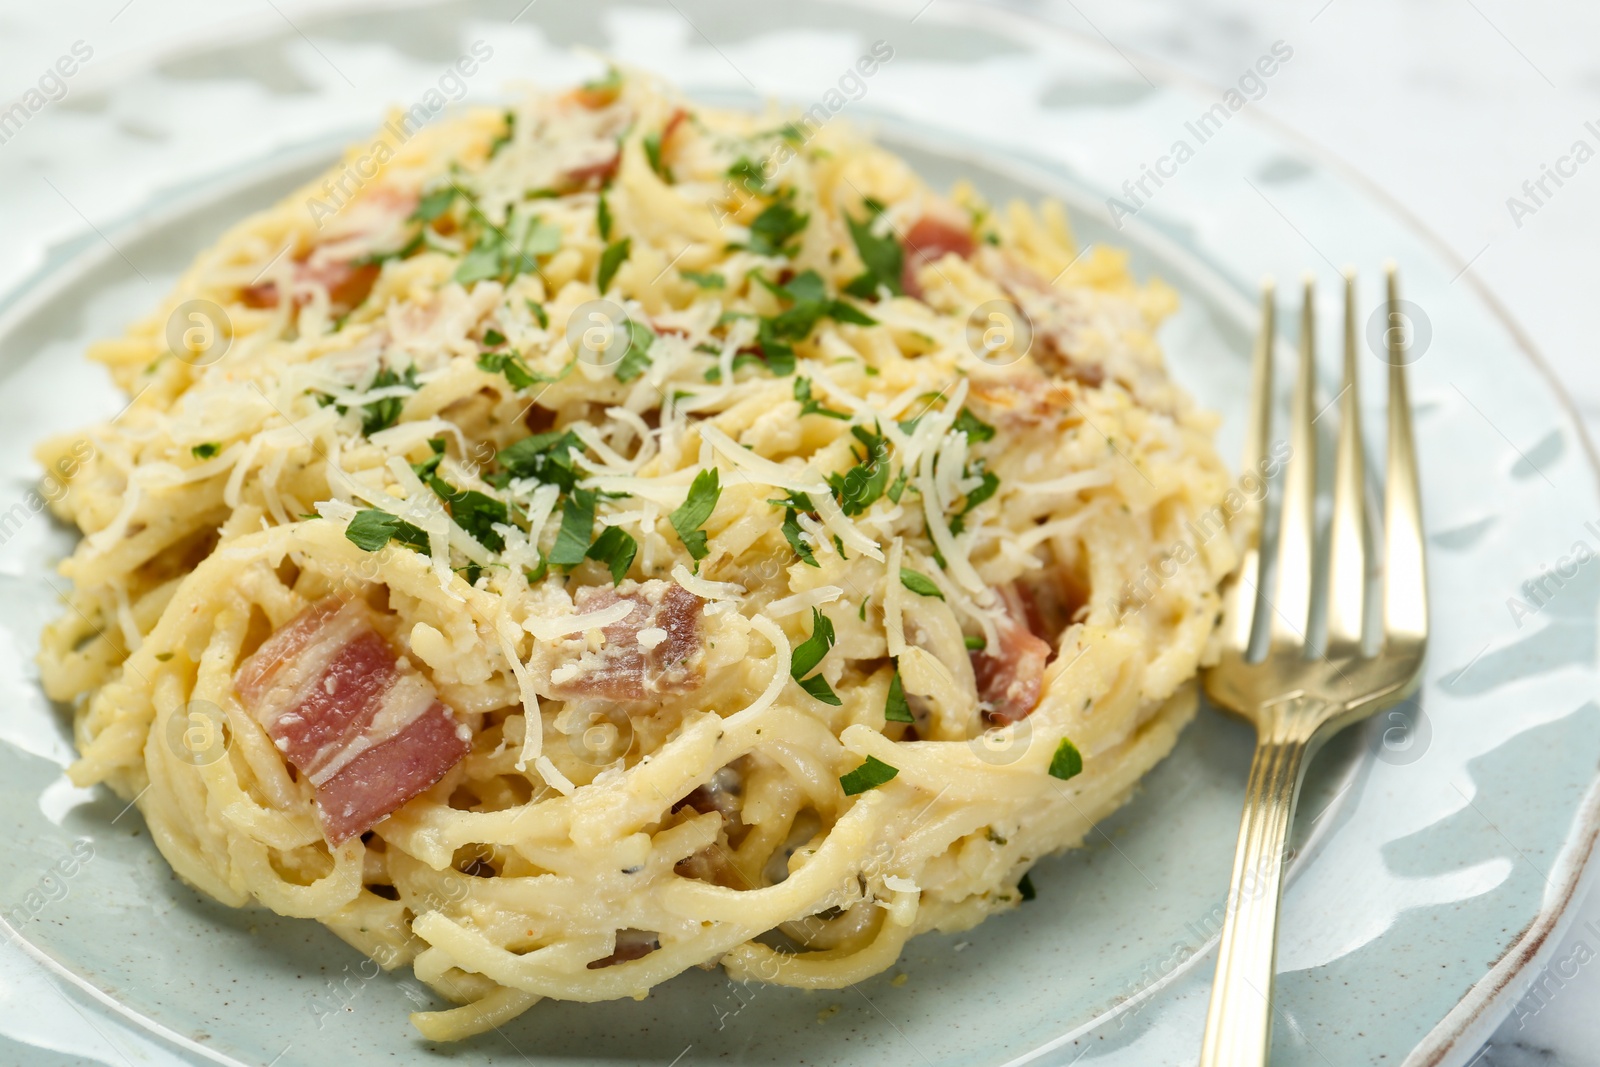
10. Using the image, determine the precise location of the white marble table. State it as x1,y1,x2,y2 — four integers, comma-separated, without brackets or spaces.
0,1,1594,1063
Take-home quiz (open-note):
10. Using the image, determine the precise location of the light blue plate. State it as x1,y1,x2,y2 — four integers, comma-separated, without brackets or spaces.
0,2,1596,1065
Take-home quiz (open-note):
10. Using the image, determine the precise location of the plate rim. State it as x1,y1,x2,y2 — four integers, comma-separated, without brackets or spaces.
1,3,1596,1064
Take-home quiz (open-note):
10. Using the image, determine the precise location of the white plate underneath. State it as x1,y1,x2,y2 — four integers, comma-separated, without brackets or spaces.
0,2,1596,1065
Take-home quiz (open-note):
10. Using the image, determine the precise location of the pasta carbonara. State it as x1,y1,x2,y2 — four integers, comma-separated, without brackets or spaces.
36,67,1238,1038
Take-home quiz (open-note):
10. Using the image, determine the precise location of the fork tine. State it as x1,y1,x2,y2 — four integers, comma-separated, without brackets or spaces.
1269,276,1318,652
1218,280,1276,657
1325,270,1367,656
1381,265,1429,652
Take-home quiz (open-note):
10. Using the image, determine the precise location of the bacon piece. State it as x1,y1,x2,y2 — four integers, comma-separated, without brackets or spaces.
971,585,1053,725
549,580,704,701
563,150,620,190
661,107,690,149
235,599,470,845
901,215,976,300
569,82,621,110
238,260,379,314
240,282,281,309
587,929,659,969
673,763,744,824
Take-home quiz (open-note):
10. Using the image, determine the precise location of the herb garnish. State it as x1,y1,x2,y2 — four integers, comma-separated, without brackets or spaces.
753,269,874,376
425,475,509,551
585,525,637,584
843,199,904,299
412,186,459,224
743,194,808,258
410,436,446,479
547,488,597,568
681,270,726,289
597,236,630,292
191,442,220,459
840,755,899,795
454,208,560,287
643,131,669,182
884,669,913,723
669,468,721,561
899,569,943,599
827,424,890,516
495,429,583,493
477,349,540,390
953,407,996,443
794,376,850,420
346,509,430,553
728,157,766,195
1048,738,1083,781
614,318,655,382
791,607,841,705
767,490,819,568
317,365,418,436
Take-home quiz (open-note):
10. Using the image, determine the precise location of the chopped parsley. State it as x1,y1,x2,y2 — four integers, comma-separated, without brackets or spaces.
410,436,446,479
477,349,540,390
482,328,507,347
547,488,597,568
496,429,584,493
669,468,721,561
411,186,459,224
526,299,549,329
769,121,806,145
1048,738,1083,781
887,468,910,504
840,755,899,796
681,269,726,289
743,194,808,258
597,191,613,242
753,270,875,376
781,510,818,567
791,607,840,705
614,318,655,382
597,236,630,293
487,110,515,157
585,525,637,585
190,442,220,459
580,67,622,99
884,669,913,723
843,199,904,299
345,509,429,553
319,364,418,436
949,468,1001,536
352,232,423,268
769,490,820,568
899,569,943,599
425,475,509,551
643,131,669,182
964,635,986,651
794,376,849,420
1018,873,1036,901
953,407,996,443
455,209,560,287
703,352,765,382
827,425,891,516
728,157,767,194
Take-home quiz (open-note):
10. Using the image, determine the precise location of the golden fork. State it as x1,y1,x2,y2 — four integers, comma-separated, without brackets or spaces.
1197,266,1429,1066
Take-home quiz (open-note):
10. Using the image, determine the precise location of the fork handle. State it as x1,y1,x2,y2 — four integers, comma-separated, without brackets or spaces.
1198,713,1319,1067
